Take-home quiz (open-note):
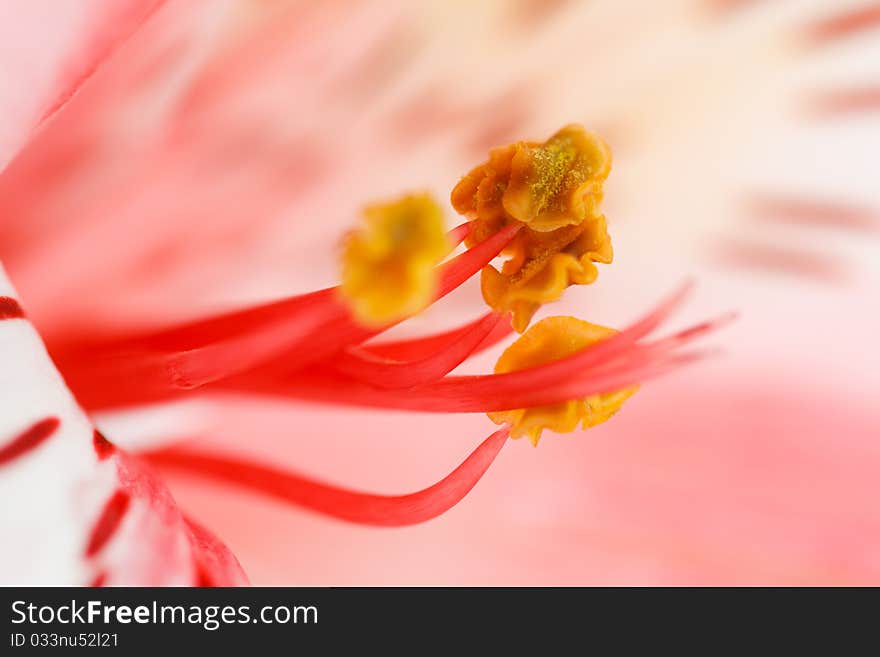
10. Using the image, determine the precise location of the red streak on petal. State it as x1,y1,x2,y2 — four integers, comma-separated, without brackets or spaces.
194,566,214,587
806,85,880,118
93,430,117,460
334,312,504,388
0,417,60,466
148,427,510,527
705,0,765,14
746,195,880,234
715,240,848,283
36,2,168,128
0,296,25,320
85,490,131,558
803,5,880,47
89,572,108,587
510,0,573,28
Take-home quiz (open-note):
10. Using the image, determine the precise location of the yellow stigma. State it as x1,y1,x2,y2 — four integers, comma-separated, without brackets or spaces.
340,193,451,327
487,316,638,446
451,124,613,332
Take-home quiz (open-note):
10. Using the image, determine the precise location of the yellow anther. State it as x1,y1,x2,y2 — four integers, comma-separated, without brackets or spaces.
340,193,450,327
451,125,613,332
487,316,638,446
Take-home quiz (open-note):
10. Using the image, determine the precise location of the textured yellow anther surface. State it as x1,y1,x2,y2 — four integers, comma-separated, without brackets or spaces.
488,316,638,445
340,194,450,326
451,125,613,332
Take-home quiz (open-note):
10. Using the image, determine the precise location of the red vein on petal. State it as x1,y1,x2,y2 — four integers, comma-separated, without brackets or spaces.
333,312,504,388
715,240,848,282
89,572,108,587
0,417,60,466
84,490,131,558
0,296,25,320
36,1,168,129
746,194,880,234
806,85,880,118
705,0,765,15
93,430,117,460
148,427,509,527
194,566,214,588
803,5,880,47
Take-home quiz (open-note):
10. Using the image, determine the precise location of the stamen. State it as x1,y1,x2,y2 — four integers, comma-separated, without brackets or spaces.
451,124,614,331
333,312,505,388
364,311,513,361
146,427,509,527
487,317,639,445
226,283,728,414
235,341,710,412
340,193,451,327
56,223,520,411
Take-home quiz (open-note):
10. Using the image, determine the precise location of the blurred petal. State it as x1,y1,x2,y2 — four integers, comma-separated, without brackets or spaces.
0,263,245,585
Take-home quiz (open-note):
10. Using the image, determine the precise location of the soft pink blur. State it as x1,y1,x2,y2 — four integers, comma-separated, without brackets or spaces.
1,0,878,584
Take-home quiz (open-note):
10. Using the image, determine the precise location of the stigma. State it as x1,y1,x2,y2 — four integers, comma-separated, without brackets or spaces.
451,124,613,332
340,193,451,326
487,316,638,446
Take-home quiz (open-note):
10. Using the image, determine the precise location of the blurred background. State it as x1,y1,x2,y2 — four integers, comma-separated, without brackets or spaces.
1,0,878,584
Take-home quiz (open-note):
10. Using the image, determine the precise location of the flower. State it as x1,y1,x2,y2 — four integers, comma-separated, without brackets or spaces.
2,0,877,587
0,159,720,584
0,28,724,582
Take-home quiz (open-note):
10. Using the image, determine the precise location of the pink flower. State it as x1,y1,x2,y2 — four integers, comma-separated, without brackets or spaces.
1,0,878,585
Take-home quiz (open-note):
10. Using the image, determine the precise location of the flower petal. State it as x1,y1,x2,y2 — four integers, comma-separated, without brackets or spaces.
0,263,245,585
